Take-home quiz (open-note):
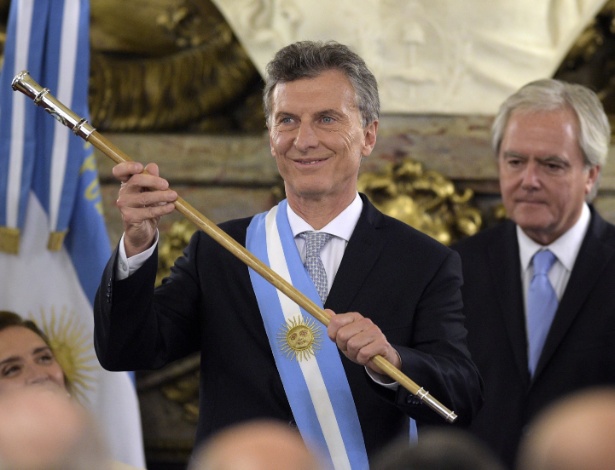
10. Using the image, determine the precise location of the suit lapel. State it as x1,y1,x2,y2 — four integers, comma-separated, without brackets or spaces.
534,211,615,378
487,222,530,385
326,196,385,312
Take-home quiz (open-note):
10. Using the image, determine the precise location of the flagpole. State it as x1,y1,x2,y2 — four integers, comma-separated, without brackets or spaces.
12,70,458,424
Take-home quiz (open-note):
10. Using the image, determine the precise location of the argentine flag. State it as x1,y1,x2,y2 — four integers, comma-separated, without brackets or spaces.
0,1,145,467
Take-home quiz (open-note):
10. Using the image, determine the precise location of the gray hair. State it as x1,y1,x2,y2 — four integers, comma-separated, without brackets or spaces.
263,40,380,128
491,79,610,169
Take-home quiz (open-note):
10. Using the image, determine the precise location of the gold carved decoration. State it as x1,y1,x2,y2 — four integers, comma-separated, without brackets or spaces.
358,158,482,246
88,0,264,133
554,0,615,118
137,354,201,445
156,219,196,287
0,0,263,133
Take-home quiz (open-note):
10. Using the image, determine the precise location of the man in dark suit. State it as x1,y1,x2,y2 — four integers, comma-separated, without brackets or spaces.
453,79,615,469
93,40,483,468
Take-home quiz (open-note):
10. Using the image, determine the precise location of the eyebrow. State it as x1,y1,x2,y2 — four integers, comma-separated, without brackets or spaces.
317,108,344,116
274,108,346,120
502,151,525,158
503,151,566,162
274,111,295,119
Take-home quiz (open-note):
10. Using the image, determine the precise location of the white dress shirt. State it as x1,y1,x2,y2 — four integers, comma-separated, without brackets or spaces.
518,203,591,308
288,193,362,294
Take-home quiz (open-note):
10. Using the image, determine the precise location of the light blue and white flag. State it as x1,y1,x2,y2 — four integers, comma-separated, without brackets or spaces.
0,1,145,467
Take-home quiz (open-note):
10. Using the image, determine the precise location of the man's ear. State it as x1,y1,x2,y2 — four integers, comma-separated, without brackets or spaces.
361,120,378,157
586,164,601,195
269,133,276,158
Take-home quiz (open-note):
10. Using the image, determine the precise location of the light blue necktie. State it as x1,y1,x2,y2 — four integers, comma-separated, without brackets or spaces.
526,249,558,376
301,231,333,303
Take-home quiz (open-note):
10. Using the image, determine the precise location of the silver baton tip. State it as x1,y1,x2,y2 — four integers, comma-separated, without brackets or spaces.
11,70,30,90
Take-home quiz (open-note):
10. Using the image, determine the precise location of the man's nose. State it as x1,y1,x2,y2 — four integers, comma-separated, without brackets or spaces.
521,162,540,188
294,122,318,151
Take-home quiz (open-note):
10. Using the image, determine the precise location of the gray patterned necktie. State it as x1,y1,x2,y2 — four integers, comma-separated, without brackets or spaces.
301,231,333,303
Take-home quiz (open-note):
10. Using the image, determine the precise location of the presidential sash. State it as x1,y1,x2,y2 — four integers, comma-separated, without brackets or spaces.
247,200,368,470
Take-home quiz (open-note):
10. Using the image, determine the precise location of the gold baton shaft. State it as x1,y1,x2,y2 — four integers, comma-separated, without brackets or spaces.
11,70,458,423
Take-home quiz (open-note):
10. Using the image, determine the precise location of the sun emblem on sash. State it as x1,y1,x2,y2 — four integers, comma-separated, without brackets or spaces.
278,315,322,361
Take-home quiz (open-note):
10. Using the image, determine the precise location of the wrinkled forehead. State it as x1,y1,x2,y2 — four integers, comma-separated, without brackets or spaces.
501,108,581,149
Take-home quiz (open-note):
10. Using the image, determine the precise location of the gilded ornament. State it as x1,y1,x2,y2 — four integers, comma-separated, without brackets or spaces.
278,315,322,362
357,158,482,245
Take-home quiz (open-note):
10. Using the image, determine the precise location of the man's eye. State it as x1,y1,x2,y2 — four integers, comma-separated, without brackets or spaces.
321,116,334,124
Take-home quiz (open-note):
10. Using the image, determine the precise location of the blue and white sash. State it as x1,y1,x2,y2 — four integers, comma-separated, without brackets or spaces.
247,200,368,470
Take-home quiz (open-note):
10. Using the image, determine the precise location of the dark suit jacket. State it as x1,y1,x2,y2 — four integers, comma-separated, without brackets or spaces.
453,208,615,469
94,195,483,463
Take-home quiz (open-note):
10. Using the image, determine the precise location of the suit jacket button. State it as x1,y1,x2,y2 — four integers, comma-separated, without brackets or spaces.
406,396,422,406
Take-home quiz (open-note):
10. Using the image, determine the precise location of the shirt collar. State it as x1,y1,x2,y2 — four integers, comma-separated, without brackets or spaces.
287,193,363,242
518,203,591,272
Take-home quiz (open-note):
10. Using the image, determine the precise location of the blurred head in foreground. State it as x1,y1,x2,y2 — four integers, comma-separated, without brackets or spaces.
372,427,505,470
189,419,324,470
0,387,112,469
516,387,615,470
